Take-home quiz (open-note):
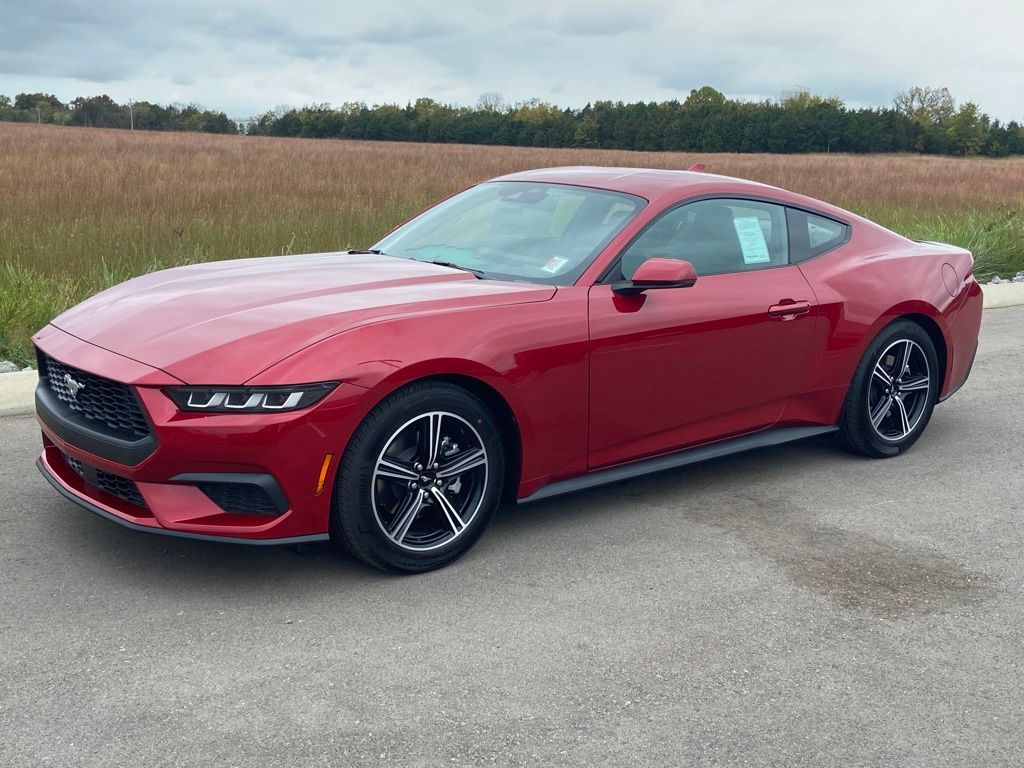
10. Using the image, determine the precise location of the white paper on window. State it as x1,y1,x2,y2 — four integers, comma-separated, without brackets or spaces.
732,217,771,264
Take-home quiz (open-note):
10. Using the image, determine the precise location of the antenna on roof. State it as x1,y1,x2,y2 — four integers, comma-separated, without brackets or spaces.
687,163,705,172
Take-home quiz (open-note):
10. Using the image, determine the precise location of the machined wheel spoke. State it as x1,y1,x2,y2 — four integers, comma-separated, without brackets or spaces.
375,457,420,482
430,487,466,534
388,490,426,544
420,413,445,467
870,395,893,429
867,337,931,442
893,396,912,437
372,409,489,552
899,375,929,392
897,340,913,377
437,447,487,479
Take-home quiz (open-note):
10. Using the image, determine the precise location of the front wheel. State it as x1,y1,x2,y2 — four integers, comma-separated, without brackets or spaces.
839,319,939,458
332,381,505,573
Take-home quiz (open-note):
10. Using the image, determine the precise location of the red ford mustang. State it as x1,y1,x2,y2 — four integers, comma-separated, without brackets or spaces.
34,166,982,572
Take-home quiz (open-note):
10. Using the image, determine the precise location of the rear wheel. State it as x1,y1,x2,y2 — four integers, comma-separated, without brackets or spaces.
839,320,938,458
332,381,505,572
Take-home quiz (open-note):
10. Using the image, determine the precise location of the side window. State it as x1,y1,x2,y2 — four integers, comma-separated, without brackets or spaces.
786,209,850,263
616,199,789,280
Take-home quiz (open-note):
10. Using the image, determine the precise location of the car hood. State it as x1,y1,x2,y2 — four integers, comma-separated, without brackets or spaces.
51,252,556,384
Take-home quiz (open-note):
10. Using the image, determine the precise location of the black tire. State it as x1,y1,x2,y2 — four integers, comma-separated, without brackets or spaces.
331,381,505,573
839,319,939,458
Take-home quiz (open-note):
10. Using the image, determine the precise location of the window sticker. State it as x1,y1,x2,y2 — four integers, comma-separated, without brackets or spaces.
540,256,570,274
732,217,771,264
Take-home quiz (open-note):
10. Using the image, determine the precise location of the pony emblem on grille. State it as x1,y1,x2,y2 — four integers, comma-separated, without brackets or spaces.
63,373,86,399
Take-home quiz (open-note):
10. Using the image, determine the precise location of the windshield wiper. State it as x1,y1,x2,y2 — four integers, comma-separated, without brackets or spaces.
422,260,488,279
350,250,488,279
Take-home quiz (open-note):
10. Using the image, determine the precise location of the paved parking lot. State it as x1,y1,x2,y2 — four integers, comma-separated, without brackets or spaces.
2,307,1022,767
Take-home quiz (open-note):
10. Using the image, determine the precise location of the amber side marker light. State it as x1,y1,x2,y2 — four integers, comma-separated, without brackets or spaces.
315,454,333,495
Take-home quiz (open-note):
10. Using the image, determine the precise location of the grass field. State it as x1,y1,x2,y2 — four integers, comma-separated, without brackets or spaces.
2,122,1022,366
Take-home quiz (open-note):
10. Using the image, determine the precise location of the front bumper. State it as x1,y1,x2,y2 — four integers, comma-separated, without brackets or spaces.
36,454,328,545
33,325,376,543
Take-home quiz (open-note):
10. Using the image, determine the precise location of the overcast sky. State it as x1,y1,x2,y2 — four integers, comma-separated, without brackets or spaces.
2,0,1022,122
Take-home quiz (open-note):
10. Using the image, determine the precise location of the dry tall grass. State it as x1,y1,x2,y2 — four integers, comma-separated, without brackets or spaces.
1,122,1022,363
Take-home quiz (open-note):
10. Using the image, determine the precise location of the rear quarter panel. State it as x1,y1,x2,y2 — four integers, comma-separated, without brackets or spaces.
791,229,980,426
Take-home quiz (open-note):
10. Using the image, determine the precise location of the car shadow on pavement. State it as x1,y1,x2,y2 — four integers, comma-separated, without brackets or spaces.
490,428,990,619
32,424,988,619
43,508,388,591
42,435,835,583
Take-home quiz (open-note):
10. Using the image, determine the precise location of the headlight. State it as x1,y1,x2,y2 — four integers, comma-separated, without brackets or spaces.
165,382,339,413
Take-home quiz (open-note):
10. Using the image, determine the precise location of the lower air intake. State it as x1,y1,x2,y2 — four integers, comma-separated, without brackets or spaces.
60,451,147,509
198,482,281,515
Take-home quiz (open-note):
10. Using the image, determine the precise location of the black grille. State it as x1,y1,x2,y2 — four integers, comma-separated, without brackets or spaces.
63,452,86,476
40,352,150,439
199,483,280,515
60,451,147,509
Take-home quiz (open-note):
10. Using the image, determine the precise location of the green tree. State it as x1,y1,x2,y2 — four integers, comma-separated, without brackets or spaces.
513,99,560,123
684,86,726,110
780,88,844,110
15,92,64,111
946,102,988,156
69,95,126,127
270,110,302,137
893,86,956,125
574,112,598,147
12,92,66,123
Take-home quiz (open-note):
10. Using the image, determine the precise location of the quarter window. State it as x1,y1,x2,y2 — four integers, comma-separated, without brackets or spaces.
787,209,850,263
616,198,790,280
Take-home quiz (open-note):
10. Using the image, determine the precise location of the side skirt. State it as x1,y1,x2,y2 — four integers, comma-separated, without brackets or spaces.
518,425,838,504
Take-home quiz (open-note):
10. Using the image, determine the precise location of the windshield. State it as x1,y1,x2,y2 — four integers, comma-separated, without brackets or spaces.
372,181,645,285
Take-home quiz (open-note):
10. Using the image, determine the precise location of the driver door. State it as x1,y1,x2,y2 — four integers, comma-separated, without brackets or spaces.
587,198,819,469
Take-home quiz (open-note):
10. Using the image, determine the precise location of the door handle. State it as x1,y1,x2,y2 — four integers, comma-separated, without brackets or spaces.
768,300,811,318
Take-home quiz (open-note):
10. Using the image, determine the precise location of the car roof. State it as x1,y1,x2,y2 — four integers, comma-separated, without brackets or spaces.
491,166,784,201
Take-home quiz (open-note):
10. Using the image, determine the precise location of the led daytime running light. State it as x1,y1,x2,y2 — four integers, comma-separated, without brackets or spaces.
165,382,338,413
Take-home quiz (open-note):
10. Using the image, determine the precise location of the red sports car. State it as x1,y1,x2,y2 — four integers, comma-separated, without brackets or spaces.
34,166,982,572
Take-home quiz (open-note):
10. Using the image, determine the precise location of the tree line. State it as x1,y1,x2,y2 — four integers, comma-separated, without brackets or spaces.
3,86,1021,156
0,93,236,134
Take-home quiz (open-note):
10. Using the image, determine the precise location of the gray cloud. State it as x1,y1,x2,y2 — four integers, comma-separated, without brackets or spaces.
547,6,653,36
361,19,452,45
0,0,1020,122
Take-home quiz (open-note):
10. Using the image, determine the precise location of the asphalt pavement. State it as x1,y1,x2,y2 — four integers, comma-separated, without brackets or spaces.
2,307,1022,767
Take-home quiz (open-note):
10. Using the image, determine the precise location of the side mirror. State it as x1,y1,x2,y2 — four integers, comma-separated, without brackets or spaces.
612,257,697,295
